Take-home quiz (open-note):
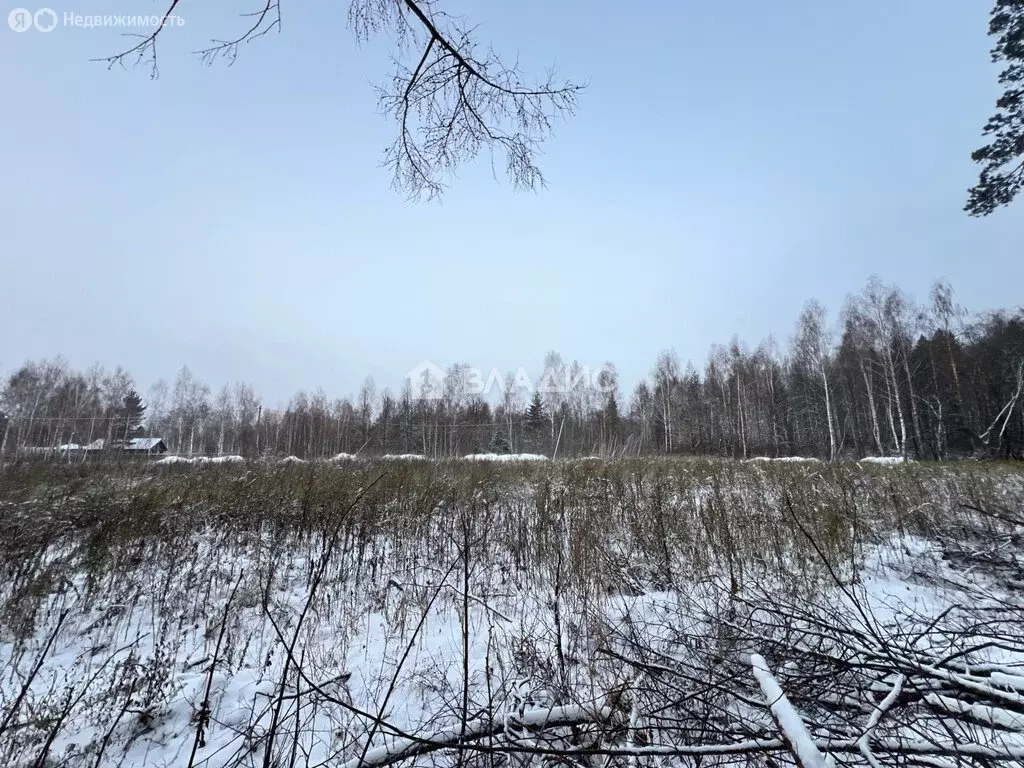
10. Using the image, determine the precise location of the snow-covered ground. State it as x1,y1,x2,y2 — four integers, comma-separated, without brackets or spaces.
460,453,548,462
746,456,822,463
150,454,926,468
6,527,1019,767
859,455,912,465
156,455,245,465
2,461,1022,767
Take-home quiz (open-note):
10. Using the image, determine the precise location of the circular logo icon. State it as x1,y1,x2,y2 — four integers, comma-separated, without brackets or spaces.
34,8,57,32
8,8,33,31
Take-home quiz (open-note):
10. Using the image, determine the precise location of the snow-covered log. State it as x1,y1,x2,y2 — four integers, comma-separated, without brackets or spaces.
749,653,830,768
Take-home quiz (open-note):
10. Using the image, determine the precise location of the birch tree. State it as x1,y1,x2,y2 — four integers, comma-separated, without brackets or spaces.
653,351,680,454
147,379,169,439
840,302,885,456
540,352,566,444
794,301,837,460
860,278,909,456
501,372,527,452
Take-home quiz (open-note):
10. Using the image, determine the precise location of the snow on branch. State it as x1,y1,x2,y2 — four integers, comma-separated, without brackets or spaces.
341,703,616,768
749,653,831,768
925,693,1024,733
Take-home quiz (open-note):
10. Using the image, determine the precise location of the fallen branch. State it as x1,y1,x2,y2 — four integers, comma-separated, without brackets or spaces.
749,653,830,768
341,703,617,768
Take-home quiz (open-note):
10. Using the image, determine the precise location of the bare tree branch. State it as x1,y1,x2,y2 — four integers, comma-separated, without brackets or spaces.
96,0,583,199
90,0,185,78
195,0,282,66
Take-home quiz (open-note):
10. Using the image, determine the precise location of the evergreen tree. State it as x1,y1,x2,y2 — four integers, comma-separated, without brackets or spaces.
122,389,146,441
487,430,511,454
526,391,545,430
604,392,620,433
968,0,1024,215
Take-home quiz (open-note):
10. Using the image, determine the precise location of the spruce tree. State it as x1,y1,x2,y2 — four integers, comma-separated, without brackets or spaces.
526,391,545,430
605,392,620,433
487,430,511,454
968,0,1024,215
122,390,146,441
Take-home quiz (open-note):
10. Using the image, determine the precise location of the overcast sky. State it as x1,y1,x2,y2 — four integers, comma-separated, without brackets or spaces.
2,0,1022,407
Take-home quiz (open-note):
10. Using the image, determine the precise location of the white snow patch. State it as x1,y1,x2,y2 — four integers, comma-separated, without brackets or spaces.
328,452,360,461
155,455,190,465
155,455,245,465
461,453,548,462
746,456,821,463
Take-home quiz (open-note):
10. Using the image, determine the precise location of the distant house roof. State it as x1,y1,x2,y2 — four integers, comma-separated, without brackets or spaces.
127,437,166,451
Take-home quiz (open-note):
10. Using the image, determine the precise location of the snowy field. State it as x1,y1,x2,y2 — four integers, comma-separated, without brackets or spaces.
1,458,1023,768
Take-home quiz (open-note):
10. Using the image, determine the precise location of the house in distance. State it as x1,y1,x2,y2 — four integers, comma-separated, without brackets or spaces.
122,437,168,455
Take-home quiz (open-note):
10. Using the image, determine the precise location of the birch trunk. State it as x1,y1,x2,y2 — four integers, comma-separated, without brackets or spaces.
860,360,883,455
820,364,837,460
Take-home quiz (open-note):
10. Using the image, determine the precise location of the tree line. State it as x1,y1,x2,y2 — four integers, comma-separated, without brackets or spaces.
2,276,1022,461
